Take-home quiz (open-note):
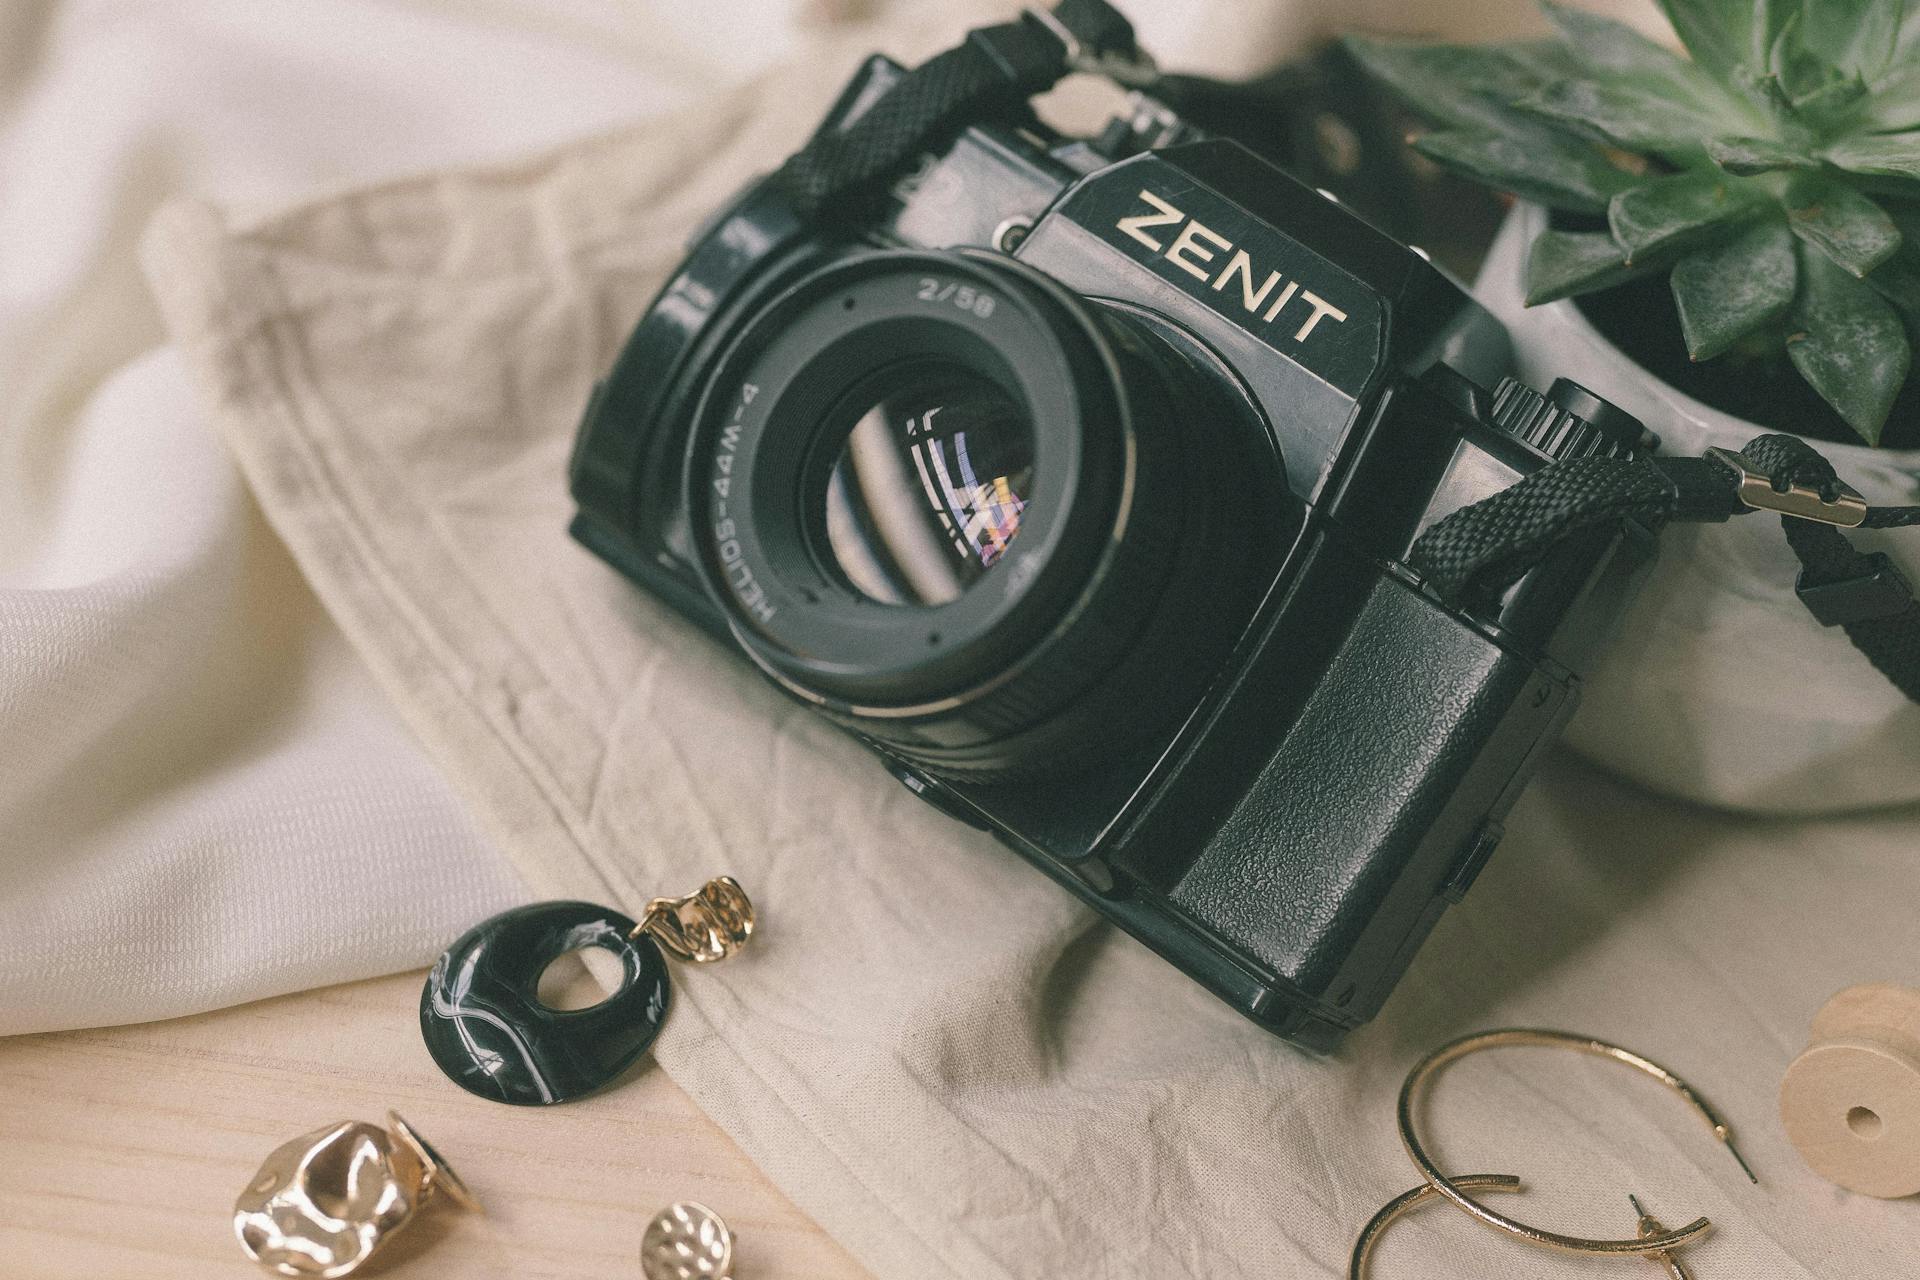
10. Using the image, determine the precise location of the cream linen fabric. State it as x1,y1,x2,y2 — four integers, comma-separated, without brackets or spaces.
0,0,981,1036
140,23,1920,1279
0,0,1332,1042
0,342,527,1032
0,0,677,1033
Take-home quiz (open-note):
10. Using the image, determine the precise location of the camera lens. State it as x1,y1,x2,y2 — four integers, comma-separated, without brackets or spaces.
688,250,1287,778
819,362,1034,607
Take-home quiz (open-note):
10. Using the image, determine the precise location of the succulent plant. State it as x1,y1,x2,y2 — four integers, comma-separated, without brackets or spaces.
1348,1,1920,443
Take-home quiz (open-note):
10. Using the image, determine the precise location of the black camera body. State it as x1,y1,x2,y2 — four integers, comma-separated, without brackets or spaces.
570,50,1655,1050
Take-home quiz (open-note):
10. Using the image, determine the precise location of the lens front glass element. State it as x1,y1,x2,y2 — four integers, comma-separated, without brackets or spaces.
819,362,1034,606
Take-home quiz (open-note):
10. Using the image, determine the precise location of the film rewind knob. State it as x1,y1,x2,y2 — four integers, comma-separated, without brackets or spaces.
1488,376,1660,461
1780,983,1920,1198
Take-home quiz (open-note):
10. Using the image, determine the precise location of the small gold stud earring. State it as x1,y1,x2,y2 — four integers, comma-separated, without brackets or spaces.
233,1111,477,1278
642,1201,736,1280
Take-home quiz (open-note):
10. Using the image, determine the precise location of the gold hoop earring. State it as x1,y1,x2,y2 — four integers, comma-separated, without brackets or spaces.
1348,1174,1522,1280
1397,1029,1758,1257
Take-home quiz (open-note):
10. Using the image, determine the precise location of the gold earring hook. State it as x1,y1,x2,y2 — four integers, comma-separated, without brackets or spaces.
1349,1174,1523,1279
635,876,755,963
1397,1028,1758,1258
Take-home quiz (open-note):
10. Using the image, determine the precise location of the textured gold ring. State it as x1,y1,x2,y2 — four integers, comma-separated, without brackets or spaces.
1397,1028,1755,1257
1348,1173,1522,1279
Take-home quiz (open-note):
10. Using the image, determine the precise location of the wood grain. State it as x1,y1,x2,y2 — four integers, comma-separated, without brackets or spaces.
0,971,872,1280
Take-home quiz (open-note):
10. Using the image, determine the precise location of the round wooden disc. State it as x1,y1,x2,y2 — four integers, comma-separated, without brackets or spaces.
1780,984,1920,1199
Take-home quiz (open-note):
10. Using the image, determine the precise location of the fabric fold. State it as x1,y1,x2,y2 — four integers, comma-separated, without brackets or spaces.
139,30,1920,1280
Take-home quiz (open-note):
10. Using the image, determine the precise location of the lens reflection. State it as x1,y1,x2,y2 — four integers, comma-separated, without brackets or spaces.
822,365,1033,606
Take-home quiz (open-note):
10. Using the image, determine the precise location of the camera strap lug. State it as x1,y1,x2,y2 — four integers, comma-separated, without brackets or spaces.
774,1,1148,219
1410,431,1920,705
1024,5,1159,87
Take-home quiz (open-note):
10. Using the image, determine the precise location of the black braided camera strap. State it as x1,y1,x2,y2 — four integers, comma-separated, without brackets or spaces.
769,2,1920,706
1408,435,1920,703
776,0,1146,220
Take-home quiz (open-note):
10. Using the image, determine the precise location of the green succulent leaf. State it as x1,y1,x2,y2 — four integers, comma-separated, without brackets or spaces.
1768,11,1836,104
1751,0,1805,72
1345,35,1647,214
1873,254,1920,326
1866,2,1920,128
1870,203,1920,324
1791,71,1873,127
1751,11,1886,131
1653,0,1754,81
1500,36,1587,82
1784,172,1905,275
1670,217,1799,358
1705,134,1818,174
1787,245,1913,442
1526,229,1662,303
1528,3,1728,89
1350,4,1920,446
1608,171,1765,261
1539,2,1759,123
1540,0,1685,70
1904,0,1920,48
1517,79,1714,157
1412,129,1635,214
1341,39,1557,136
1797,0,1904,80
1868,64,1920,130
1823,131,1920,182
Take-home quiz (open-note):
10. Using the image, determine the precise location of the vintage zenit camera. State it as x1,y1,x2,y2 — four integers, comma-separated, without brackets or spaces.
570,41,1656,1050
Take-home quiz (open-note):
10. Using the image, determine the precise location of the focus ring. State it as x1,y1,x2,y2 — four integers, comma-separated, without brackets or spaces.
689,249,1273,779
837,306,1257,781
825,320,1188,774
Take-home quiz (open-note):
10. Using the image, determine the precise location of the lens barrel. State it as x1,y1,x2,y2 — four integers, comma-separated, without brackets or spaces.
685,249,1278,778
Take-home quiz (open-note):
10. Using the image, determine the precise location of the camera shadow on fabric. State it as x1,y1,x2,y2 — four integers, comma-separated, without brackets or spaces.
1357,745,1920,1064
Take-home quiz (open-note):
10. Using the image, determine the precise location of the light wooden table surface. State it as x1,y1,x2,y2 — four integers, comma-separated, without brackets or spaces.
0,971,872,1280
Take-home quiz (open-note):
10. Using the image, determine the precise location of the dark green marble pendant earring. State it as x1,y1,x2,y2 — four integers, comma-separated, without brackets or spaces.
420,877,754,1106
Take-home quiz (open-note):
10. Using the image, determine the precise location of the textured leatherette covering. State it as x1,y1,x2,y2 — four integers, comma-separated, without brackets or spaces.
1163,564,1568,1024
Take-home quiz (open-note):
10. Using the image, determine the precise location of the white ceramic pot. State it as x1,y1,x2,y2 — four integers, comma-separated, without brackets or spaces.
1475,203,1920,813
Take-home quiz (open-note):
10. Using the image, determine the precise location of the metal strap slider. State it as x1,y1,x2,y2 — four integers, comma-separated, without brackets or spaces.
1704,446,1868,527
